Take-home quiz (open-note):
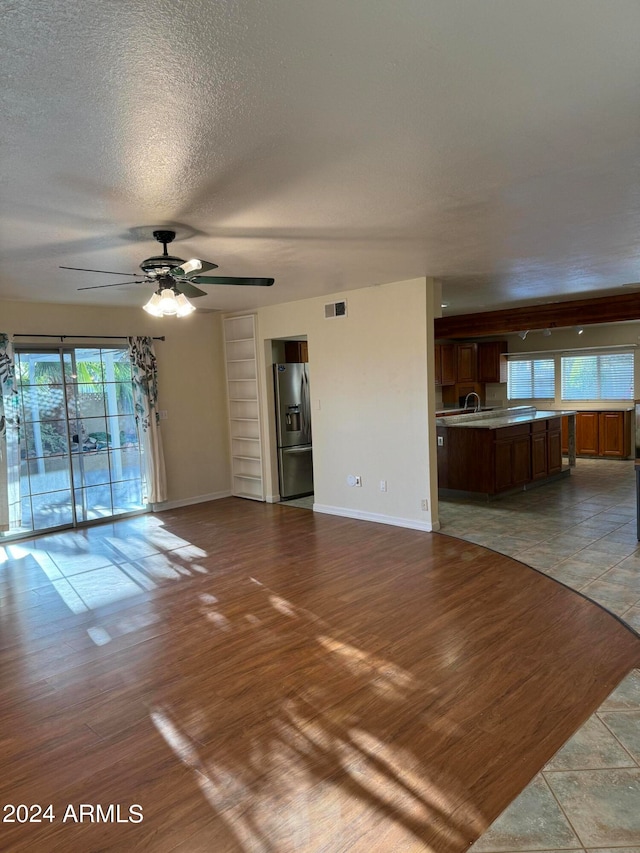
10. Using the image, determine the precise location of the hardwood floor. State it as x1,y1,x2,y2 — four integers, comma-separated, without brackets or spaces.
1,498,639,852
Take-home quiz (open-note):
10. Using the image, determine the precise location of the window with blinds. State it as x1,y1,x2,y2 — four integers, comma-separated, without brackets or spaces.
561,351,634,401
507,358,555,400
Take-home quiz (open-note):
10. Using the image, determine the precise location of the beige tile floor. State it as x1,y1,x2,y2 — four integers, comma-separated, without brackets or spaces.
439,458,640,852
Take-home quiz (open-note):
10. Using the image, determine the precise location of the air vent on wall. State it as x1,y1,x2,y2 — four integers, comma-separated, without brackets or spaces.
324,300,347,319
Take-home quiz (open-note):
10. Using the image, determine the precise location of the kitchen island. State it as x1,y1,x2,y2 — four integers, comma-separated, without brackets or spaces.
436,406,577,498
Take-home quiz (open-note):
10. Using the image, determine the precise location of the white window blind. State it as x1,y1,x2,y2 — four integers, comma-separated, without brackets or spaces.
507,358,555,400
561,351,633,401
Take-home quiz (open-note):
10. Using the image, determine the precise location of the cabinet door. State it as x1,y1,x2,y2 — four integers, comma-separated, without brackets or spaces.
284,341,308,362
513,435,532,485
576,412,599,455
599,412,625,457
434,344,442,385
561,416,569,454
456,343,477,383
531,433,548,480
440,344,456,385
548,428,562,474
478,341,508,383
494,440,514,491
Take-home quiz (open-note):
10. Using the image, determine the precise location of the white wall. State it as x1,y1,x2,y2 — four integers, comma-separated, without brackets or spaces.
254,278,440,531
0,300,231,507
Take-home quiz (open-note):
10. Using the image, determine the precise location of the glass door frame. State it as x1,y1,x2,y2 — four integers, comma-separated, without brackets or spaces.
2,343,149,541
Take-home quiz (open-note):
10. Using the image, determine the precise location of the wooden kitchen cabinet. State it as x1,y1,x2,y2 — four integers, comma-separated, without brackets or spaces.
439,340,507,403
531,418,562,479
531,430,548,480
435,343,456,386
494,425,531,491
477,341,508,383
573,410,631,458
548,420,562,474
437,416,563,496
576,412,599,456
284,340,308,362
456,343,478,383
599,411,628,457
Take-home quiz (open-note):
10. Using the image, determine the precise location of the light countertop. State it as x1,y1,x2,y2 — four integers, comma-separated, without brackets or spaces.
436,406,577,430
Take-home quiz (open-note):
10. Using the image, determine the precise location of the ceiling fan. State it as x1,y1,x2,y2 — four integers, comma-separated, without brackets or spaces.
60,229,274,316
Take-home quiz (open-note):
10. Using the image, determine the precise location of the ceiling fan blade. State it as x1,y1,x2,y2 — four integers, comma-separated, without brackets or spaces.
61,266,139,276
77,280,146,291
190,276,275,287
176,281,207,298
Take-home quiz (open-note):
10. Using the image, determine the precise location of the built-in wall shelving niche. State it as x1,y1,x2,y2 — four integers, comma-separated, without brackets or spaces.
223,314,265,501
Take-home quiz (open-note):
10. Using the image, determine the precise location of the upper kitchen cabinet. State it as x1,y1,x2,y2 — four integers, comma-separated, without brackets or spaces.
435,343,456,386
477,341,508,384
284,340,309,362
437,339,508,403
456,343,478,383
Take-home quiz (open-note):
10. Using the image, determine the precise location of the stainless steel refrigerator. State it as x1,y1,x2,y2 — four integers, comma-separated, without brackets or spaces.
274,362,313,499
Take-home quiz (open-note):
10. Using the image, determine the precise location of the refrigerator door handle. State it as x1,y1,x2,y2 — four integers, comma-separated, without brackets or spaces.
283,446,312,454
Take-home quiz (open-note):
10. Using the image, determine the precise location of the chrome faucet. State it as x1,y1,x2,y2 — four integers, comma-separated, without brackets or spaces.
464,392,481,413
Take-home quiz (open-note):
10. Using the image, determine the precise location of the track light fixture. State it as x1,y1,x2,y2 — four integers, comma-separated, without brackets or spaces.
517,330,529,340
543,328,551,337
577,327,584,335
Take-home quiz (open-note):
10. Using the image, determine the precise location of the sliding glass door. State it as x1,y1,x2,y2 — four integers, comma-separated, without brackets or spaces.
14,346,146,534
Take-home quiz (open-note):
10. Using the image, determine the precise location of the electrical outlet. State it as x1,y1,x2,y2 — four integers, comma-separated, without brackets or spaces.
355,475,361,487
421,499,429,511
437,436,443,446
380,480,387,492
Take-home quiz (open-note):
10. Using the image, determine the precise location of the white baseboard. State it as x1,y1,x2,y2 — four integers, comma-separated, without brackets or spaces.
313,503,437,532
151,490,232,512
265,493,280,503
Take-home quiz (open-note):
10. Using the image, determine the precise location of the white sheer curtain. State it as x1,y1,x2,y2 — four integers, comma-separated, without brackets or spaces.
0,334,21,531
127,336,167,504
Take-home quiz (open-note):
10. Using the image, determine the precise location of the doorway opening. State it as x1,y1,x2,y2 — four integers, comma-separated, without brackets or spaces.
10,346,146,536
271,337,314,508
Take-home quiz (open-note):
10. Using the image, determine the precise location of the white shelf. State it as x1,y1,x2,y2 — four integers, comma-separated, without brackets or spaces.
223,314,265,502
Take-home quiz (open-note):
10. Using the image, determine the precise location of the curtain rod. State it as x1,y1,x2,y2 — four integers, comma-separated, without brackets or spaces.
12,334,165,342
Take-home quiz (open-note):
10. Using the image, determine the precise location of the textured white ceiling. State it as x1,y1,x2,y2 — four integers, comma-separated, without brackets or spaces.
2,0,640,317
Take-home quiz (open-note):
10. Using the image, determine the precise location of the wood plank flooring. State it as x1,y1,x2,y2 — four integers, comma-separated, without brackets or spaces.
1,498,639,852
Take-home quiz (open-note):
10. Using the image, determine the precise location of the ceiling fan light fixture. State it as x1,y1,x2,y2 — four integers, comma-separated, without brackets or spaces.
142,291,164,317
175,292,196,316
158,288,180,315
143,287,195,317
